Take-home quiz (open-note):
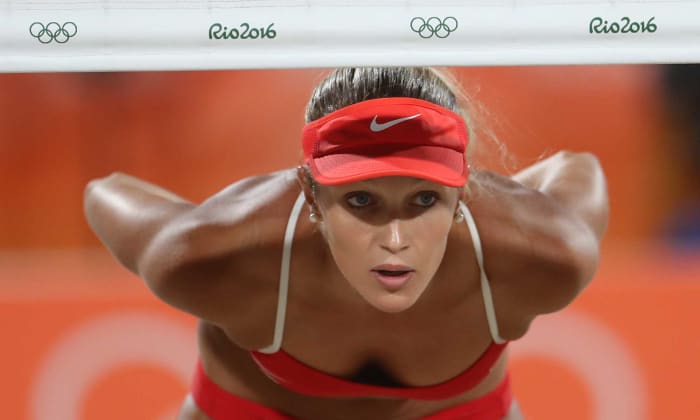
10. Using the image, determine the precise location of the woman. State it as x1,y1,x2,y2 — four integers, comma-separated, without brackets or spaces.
84,67,608,420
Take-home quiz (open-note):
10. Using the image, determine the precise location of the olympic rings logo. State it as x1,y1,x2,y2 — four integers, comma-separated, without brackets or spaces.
410,17,458,39
29,22,78,44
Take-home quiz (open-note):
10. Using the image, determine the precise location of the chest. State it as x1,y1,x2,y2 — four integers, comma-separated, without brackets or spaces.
280,291,494,387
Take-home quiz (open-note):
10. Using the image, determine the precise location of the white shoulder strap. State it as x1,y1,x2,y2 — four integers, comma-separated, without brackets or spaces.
257,192,306,354
459,201,507,344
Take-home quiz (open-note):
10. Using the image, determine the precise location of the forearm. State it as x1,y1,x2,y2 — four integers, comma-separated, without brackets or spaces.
84,172,194,273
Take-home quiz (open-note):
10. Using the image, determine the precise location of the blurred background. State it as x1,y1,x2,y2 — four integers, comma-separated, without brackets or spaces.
1,65,699,419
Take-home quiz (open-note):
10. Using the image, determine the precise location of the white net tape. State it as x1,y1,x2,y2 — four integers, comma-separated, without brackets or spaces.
2,0,699,71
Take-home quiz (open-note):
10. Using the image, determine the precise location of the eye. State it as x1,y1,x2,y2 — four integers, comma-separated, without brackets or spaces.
346,192,374,208
413,191,438,207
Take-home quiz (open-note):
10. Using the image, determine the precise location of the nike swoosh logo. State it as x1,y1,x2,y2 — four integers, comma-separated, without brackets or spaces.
369,114,422,132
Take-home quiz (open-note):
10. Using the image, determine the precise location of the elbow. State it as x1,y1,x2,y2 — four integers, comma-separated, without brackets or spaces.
83,173,124,233
569,234,601,293
578,153,610,240
554,223,602,311
83,173,125,209
552,151,610,241
83,178,106,233
534,217,602,315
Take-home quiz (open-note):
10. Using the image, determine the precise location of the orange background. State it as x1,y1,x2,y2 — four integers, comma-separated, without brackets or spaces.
1,66,699,419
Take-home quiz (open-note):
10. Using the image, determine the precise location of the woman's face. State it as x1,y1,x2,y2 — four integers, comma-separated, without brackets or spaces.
314,176,462,313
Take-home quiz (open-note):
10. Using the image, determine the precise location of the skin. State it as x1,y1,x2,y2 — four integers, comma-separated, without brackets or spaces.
310,177,464,314
84,150,608,420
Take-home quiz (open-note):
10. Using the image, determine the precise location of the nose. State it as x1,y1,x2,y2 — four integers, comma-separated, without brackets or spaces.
380,219,409,253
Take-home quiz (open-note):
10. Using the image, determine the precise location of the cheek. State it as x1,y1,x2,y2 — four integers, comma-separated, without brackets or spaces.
323,223,375,282
323,219,368,258
415,218,453,259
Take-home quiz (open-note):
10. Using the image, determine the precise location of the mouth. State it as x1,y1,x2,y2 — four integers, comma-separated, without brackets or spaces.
371,265,415,290
372,264,415,276
374,269,413,276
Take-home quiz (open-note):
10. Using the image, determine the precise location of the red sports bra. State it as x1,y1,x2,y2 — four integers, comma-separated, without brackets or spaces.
192,359,513,420
250,342,507,400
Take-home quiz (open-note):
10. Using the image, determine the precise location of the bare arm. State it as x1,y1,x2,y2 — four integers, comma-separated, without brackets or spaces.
468,151,608,336
512,151,609,241
83,172,195,275
512,151,609,294
84,170,298,333
84,172,243,322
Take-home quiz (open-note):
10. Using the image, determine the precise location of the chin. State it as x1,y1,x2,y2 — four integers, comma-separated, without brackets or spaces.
369,293,419,314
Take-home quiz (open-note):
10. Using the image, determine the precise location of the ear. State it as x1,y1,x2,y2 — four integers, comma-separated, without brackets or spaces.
296,166,320,212
456,186,466,204
452,186,466,220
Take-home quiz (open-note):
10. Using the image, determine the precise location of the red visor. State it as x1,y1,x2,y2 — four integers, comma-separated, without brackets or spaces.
302,97,469,187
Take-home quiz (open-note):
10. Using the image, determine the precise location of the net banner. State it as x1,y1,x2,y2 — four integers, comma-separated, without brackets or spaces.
1,0,699,72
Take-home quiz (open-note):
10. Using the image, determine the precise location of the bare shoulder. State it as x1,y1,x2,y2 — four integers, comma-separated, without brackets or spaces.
194,168,302,222
156,167,302,260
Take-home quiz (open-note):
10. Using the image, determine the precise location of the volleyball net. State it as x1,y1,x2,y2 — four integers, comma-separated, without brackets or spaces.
1,0,699,71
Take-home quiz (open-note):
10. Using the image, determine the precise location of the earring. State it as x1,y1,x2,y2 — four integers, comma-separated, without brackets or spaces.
454,211,465,223
309,212,320,223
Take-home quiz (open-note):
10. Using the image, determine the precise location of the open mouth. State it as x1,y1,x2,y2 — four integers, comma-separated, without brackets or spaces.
371,265,415,290
372,264,414,274
375,270,412,277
